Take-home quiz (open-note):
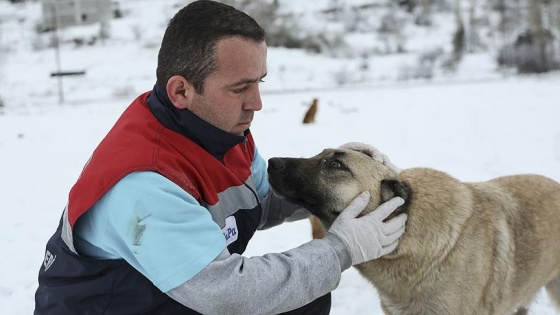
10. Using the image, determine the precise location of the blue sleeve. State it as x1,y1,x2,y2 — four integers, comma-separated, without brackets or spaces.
73,171,226,292
251,146,270,200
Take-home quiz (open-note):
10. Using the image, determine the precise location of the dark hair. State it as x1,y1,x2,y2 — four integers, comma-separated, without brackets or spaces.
156,0,266,93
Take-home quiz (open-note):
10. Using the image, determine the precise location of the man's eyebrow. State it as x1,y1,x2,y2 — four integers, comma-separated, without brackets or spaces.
229,73,267,87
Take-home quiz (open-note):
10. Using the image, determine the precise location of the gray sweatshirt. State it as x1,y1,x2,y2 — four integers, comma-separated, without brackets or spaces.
167,192,352,314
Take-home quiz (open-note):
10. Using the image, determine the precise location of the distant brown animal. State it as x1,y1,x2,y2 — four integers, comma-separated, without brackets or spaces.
267,147,560,315
302,98,318,124
309,215,325,239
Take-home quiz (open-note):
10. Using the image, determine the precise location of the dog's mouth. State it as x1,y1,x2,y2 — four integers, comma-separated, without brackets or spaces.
293,195,319,205
270,185,319,205
269,184,324,217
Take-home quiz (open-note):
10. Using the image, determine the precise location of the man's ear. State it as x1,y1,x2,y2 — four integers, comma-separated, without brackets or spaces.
166,75,196,110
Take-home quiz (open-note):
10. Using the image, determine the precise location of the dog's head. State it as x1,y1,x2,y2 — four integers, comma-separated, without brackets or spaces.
267,148,410,228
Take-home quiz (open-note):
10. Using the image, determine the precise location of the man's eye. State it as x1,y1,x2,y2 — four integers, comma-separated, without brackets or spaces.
233,86,249,93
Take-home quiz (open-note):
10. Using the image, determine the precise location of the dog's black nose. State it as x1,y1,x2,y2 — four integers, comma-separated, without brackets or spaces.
267,158,286,173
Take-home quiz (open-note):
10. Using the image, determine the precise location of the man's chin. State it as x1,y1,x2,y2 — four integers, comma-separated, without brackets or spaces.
236,123,251,134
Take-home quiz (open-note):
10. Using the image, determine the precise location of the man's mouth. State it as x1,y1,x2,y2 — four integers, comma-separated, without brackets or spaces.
238,120,252,128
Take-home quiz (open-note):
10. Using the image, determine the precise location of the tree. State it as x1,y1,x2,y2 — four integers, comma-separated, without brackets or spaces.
416,0,432,25
525,0,556,72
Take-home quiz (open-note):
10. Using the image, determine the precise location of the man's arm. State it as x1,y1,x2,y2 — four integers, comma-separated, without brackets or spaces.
168,234,351,314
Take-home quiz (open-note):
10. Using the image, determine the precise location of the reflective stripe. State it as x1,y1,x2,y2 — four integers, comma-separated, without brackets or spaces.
64,176,259,254
61,206,78,254
204,177,259,228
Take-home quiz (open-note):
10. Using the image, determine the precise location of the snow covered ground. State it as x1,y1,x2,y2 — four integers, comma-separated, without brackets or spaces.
1,0,560,314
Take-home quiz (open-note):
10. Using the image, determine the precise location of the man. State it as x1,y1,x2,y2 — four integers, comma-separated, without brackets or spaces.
34,1,407,314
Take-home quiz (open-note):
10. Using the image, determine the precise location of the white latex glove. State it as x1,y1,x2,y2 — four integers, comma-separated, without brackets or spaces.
339,142,401,173
328,192,407,265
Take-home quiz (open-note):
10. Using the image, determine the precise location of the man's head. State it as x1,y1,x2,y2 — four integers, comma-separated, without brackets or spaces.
157,0,267,135
156,0,265,93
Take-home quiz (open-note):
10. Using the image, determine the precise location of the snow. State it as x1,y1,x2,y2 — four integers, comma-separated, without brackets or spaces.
1,0,559,314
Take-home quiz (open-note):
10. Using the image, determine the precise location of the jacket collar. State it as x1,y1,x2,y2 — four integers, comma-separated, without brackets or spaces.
147,82,248,161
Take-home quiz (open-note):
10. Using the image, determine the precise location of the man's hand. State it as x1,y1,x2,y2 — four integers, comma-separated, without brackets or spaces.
339,142,401,173
328,192,407,265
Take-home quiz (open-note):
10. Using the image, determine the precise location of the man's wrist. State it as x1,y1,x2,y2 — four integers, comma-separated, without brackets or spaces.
321,233,352,270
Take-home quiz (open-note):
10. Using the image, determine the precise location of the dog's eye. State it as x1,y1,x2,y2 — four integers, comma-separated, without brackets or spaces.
330,160,341,168
323,159,343,169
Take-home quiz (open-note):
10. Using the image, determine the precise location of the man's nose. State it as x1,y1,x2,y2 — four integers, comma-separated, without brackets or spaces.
244,86,262,111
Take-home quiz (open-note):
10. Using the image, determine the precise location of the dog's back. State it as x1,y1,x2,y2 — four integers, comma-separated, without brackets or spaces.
485,175,560,312
357,170,560,314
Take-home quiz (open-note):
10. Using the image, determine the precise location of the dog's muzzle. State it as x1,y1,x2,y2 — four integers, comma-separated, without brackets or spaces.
267,157,286,174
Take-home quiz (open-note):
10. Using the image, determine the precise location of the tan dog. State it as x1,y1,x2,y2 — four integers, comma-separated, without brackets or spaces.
267,148,560,315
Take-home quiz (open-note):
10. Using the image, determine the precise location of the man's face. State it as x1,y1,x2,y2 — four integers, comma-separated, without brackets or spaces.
189,37,267,136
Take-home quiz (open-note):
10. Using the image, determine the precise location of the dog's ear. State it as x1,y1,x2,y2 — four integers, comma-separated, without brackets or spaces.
380,179,411,221
381,179,410,202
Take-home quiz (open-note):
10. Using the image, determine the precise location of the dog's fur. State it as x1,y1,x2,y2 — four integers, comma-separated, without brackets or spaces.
267,148,560,315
